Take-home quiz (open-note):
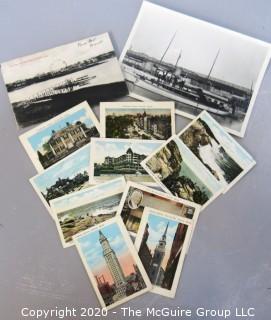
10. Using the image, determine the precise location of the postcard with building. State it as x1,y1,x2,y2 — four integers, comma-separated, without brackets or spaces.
120,1,271,137
50,177,126,248
134,207,192,298
1,33,128,128
74,217,151,310
30,144,91,218
116,181,200,237
178,111,256,193
100,101,175,140
19,102,100,172
89,138,164,185
141,135,223,208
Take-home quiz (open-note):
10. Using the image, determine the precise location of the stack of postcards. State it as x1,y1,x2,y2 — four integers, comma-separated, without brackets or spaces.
1,1,270,310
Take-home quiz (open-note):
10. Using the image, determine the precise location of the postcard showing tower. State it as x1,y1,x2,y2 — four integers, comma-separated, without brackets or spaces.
100,101,175,140
50,177,126,248
141,135,223,208
19,102,100,172
178,111,256,193
1,33,128,128
89,138,164,185
116,181,200,237
120,1,271,137
134,207,192,298
74,217,152,310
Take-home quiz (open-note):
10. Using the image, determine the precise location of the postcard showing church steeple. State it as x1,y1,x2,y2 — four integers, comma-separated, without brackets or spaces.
19,101,101,172
74,217,152,310
134,207,192,298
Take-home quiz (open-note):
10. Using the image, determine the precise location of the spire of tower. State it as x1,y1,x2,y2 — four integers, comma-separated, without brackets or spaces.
99,230,106,242
161,222,169,241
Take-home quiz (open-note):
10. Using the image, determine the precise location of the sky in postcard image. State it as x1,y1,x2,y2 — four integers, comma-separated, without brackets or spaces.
78,223,136,285
106,107,171,116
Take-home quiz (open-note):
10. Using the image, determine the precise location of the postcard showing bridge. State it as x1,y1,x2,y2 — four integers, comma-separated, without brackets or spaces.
50,177,126,248
19,102,100,172
120,1,271,137
1,33,128,128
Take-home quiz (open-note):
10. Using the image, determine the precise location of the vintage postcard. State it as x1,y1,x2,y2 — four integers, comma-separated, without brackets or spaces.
74,217,152,310
178,111,256,193
120,1,271,137
89,138,164,185
1,33,128,128
134,207,192,298
141,135,223,208
116,181,200,237
30,144,91,218
19,101,100,172
100,101,175,140
50,177,126,248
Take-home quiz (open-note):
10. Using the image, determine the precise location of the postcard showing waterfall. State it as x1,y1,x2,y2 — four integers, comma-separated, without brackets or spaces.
1,32,128,128
178,111,256,193
141,135,223,208
134,207,192,298
50,177,126,248
120,1,271,137
30,144,91,218
116,181,200,237
19,102,100,172
100,101,175,140
89,138,164,185
73,217,151,310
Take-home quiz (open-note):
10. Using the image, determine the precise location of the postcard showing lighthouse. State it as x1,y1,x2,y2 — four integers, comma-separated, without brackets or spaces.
74,217,152,310
19,102,100,172
178,111,256,193
1,32,128,128
134,207,192,298
50,177,126,248
120,1,271,137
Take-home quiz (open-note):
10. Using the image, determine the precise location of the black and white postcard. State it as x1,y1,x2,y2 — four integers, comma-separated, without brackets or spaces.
120,1,271,137
1,33,128,128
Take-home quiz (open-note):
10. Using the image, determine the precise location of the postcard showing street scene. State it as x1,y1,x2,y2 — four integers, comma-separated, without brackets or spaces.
1,33,128,128
116,181,200,237
120,1,271,137
178,111,256,193
134,207,192,298
141,135,223,208
89,138,164,185
30,144,91,218
19,102,100,172
100,101,175,140
50,177,126,248
74,217,152,310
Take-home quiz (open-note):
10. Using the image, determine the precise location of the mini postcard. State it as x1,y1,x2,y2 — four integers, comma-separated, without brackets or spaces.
100,101,175,140
116,181,200,237
50,177,126,248
89,138,164,185
134,207,192,298
141,135,223,208
178,111,256,193
30,144,91,218
19,101,100,172
120,1,271,137
74,216,152,310
1,32,128,128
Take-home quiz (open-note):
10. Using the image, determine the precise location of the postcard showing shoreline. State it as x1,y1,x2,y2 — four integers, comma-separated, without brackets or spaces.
19,102,100,172
1,33,128,128
120,1,271,137
100,101,175,140
89,138,164,185
50,177,126,248
74,217,152,310
134,207,192,298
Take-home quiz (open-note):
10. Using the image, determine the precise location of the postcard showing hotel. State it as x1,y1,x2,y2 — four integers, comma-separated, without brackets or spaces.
50,177,126,248
74,217,152,310
19,102,100,172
